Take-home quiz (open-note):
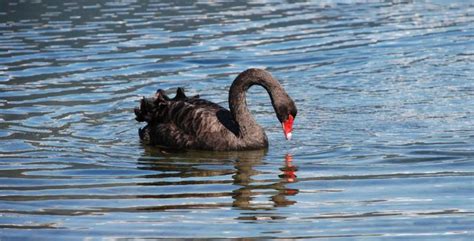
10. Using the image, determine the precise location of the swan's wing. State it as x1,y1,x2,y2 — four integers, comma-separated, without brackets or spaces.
135,87,244,150
165,98,229,137
135,88,211,124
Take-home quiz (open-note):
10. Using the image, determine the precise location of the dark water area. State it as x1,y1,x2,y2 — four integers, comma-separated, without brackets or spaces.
1,0,473,239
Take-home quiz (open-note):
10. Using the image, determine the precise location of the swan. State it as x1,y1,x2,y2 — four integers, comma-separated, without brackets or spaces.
134,68,297,151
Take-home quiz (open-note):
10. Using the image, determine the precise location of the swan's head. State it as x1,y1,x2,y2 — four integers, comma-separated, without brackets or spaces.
275,98,297,140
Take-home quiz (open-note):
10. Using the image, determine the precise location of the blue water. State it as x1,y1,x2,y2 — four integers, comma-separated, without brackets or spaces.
1,0,473,240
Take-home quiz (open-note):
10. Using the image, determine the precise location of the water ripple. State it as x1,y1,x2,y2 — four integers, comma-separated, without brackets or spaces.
1,0,473,239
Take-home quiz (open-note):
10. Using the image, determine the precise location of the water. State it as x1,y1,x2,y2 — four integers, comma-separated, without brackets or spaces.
1,0,473,239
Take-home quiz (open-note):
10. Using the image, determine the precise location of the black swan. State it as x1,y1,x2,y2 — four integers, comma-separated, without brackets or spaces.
134,68,297,151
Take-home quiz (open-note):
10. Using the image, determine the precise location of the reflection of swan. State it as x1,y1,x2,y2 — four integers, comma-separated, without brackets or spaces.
135,68,297,151
280,153,298,183
137,147,298,211
232,153,299,210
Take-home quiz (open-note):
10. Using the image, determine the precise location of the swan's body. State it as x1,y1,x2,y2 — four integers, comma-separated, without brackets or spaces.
134,68,297,151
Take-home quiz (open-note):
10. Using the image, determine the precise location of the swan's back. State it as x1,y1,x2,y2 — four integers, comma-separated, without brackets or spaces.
135,88,264,151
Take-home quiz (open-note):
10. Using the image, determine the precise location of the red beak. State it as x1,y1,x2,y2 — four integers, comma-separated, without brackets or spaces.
282,114,294,140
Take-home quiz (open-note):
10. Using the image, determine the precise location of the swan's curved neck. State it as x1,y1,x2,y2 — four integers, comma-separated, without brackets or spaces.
228,69,286,137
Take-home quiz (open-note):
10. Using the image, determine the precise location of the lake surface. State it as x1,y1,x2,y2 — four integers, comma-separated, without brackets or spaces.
1,0,473,239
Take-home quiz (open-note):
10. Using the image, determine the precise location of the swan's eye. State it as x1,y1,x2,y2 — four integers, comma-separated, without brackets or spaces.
291,110,297,118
